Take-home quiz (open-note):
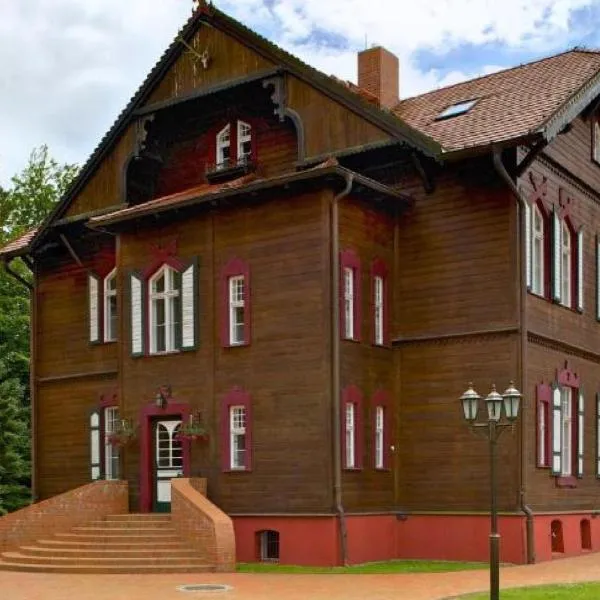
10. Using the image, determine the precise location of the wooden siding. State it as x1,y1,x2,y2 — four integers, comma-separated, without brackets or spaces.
64,127,135,218
287,76,392,160
525,342,600,510
143,25,274,108
339,197,395,511
155,116,298,197
544,116,600,193
118,191,332,513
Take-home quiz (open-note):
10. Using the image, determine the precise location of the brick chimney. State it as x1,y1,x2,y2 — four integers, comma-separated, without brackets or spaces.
357,46,399,109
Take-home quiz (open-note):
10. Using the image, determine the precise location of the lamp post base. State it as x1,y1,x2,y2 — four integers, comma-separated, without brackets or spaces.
489,532,500,600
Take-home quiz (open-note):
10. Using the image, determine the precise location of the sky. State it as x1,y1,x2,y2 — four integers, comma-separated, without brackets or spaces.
1,0,600,187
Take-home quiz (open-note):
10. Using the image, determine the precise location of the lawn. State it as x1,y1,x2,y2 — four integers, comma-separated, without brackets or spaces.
237,559,487,574
458,582,600,599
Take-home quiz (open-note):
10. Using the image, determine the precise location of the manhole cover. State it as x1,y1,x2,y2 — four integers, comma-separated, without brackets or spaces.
177,584,232,593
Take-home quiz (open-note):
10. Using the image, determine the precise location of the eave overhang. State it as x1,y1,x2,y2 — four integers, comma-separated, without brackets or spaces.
87,166,411,231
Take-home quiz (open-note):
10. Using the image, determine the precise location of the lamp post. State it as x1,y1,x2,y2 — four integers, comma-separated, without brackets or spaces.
459,381,522,600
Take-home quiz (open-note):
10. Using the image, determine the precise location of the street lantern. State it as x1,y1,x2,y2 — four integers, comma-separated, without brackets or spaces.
485,385,503,422
458,380,522,600
502,381,521,421
460,383,480,422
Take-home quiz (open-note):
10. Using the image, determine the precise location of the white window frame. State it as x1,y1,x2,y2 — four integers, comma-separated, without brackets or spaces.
230,405,246,470
561,387,573,477
216,123,231,169
594,119,600,164
104,407,120,480
229,275,245,346
374,275,384,345
532,206,544,296
103,268,118,342
561,221,572,307
237,120,252,163
539,400,547,467
149,265,181,354
345,402,355,468
375,406,384,469
343,267,354,340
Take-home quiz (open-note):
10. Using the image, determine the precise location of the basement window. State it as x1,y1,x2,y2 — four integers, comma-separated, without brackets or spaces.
257,530,280,562
436,99,477,120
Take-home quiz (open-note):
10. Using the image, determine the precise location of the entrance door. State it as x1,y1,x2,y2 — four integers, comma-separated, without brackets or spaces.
153,419,183,512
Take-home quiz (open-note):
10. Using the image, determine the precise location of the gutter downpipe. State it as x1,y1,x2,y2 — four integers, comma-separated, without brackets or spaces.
332,173,354,566
492,148,535,564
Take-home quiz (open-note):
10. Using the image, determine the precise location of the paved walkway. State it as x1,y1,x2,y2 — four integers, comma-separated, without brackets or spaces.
2,553,600,600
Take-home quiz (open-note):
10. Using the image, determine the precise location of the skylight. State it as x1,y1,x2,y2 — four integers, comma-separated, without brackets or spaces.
436,99,478,120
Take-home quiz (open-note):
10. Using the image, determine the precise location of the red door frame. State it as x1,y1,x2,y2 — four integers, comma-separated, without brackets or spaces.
139,401,192,512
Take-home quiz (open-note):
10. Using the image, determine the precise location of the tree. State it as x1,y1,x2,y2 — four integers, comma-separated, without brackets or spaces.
0,146,78,512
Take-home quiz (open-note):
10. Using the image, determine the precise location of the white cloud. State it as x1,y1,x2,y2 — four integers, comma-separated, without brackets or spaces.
0,0,595,187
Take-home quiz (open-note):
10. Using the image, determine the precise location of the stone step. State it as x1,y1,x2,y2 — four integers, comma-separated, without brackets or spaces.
104,513,172,521
0,560,214,574
54,532,181,543
36,538,187,549
87,519,174,529
17,546,199,560
1,551,207,567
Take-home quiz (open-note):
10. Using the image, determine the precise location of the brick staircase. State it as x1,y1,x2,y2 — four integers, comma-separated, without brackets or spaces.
0,513,215,574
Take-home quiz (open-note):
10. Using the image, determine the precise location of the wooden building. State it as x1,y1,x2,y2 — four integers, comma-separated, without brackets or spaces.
4,2,600,565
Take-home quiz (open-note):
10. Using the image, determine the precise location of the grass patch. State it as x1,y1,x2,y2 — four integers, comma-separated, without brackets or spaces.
458,582,600,599
237,559,487,574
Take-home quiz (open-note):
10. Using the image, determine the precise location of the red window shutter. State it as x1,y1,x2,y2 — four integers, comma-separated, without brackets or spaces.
372,390,392,469
220,388,252,472
340,249,361,341
536,383,551,468
371,258,389,346
220,258,251,347
341,385,363,470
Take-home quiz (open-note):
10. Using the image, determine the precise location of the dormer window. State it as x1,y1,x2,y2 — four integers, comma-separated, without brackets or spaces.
216,124,231,170
209,120,255,181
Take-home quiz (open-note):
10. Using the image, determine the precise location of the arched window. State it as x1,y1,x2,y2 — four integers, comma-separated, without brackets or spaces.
561,220,572,307
532,206,545,296
104,268,118,342
149,265,182,353
216,124,231,169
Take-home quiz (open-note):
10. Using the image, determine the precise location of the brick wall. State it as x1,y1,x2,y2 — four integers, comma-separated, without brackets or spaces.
171,478,235,572
0,480,128,553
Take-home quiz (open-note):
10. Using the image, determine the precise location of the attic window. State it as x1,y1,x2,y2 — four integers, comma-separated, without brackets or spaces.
436,99,477,120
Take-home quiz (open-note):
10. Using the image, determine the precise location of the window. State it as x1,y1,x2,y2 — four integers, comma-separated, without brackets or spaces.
229,276,245,345
371,259,388,345
373,276,384,345
593,117,600,164
237,121,252,162
104,269,118,342
345,402,355,469
104,406,120,480
343,267,354,340
221,388,252,472
561,221,572,307
435,99,477,120
258,530,280,562
216,124,231,169
532,206,545,296
374,406,384,469
221,258,251,347
560,387,573,476
537,383,551,468
149,266,181,354
340,249,361,341
342,385,363,470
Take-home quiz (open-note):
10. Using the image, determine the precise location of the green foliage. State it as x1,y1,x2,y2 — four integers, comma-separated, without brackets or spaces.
0,146,79,513
237,560,487,574
0,362,30,514
460,582,600,599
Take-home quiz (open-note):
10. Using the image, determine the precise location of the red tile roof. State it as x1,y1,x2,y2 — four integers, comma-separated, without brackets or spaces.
0,228,38,259
394,49,600,153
